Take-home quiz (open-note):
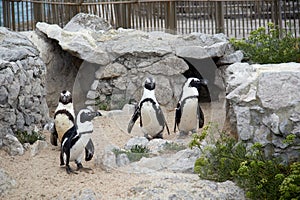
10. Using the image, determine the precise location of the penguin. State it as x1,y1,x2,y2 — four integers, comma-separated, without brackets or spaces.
60,108,101,174
127,77,170,140
174,77,207,136
52,90,75,146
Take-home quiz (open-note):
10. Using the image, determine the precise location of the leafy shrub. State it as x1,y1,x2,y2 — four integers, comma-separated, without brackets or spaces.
230,22,300,64
16,130,45,144
113,145,150,162
190,123,300,200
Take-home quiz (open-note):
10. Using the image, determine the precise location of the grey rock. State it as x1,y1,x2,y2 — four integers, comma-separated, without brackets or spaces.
234,106,253,141
116,153,130,167
99,62,127,79
128,172,245,200
225,62,300,163
124,136,149,150
64,13,112,33
146,139,169,154
0,28,49,155
0,168,16,197
262,113,280,135
257,64,300,110
100,145,118,170
2,134,24,156
30,140,48,157
218,50,244,65
123,148,200,174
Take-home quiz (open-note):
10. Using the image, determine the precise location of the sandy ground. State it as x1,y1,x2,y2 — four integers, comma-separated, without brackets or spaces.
0,102,226,199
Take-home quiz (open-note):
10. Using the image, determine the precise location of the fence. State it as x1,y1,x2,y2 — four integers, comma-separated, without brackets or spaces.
0,0,299,38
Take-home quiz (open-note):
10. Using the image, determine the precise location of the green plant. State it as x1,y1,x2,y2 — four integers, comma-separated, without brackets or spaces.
113,145,150,162
279,162,300,200
162,142,186,153
190,124,300,200
95,96,111,111
230,22,300,64
190,123,246,182
16,130,45,145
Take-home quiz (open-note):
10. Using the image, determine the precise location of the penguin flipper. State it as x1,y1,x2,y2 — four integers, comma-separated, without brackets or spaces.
85,139,94,161
127,106,140,133
174,102,182,133
50,123,58,146
160,109,170,135
198,104,204,128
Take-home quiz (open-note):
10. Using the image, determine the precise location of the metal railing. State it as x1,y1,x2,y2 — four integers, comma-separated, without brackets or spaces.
0,0,299,38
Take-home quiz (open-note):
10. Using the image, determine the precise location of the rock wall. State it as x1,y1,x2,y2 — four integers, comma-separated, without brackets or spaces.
0,27,49,155
225,62,300,163
22,30,82,115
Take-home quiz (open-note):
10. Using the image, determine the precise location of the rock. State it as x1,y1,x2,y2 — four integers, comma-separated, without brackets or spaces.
2,134,24,156
257,63,300,110
225,62,300,162
98,145,119,170
21,30,80,114
0,169,16,197
121,147,200,174
0,27,49,156
34,13,239,110
146,139,169,154
116,153,130,167
30,140,48,157
63,13,112,33
128,172,245,200
124,137,149,150
218,50,244,65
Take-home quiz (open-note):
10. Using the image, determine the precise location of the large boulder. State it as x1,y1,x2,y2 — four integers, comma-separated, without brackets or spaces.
225,62,300,163
0,27,49,155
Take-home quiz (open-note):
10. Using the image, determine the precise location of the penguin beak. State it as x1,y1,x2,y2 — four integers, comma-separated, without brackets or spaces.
200,78,208,85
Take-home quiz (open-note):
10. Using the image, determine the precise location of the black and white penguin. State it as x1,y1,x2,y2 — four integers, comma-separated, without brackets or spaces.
128,77,170,140
174,77,207,136
60,108,101,174
51,90,75,146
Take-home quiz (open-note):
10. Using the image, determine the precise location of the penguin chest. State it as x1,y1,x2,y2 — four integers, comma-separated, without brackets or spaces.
55,114,74,142
140,102,163,136
69,134,91,162
179,98,199,133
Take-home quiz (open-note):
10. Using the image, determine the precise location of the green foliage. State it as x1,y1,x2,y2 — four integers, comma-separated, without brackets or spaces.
283,134,297,145
279,162,300,200
113,145,150,162
163,142,186,153
16,130,45,145
230,22,300,64
190,124,300,200
95,96,111,111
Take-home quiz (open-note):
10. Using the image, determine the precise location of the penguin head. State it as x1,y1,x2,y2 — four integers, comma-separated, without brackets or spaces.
59,90,72,105
77,109,102,124
144,77,156,91
187,78,208,89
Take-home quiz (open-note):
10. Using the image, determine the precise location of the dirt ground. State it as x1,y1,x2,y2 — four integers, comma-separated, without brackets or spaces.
0,102,226,199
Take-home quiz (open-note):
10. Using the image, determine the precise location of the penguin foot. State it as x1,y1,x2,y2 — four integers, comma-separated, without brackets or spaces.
66,165,78,174
76,163,93,173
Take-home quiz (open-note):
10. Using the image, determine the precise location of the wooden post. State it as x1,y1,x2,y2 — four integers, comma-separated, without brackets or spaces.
166,1,176,33
3,0,9,28
33,0,43,25
215,1,224,33
273,0,282,30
